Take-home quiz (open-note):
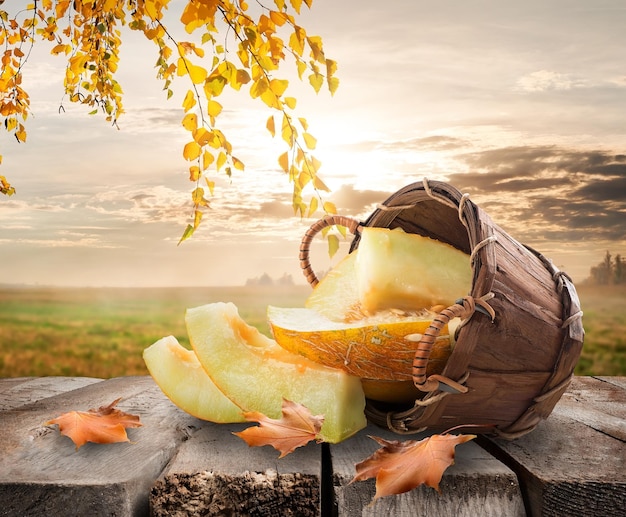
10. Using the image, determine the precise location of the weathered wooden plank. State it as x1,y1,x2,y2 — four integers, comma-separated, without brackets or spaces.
330,424,525,516
150,421,322,517
0,376,103,410
480,376,626,517
0,376,200,517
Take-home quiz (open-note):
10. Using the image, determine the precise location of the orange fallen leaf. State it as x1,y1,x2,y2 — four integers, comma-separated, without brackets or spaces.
353,433,476,498
233,398,324,458
46,398,142,449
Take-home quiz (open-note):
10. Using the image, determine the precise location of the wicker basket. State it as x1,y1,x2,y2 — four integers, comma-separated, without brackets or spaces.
299,179,584,439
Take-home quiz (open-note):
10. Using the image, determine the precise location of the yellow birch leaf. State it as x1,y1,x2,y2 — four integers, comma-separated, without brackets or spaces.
189,165,200,181
308,72,323,93
183,141,201,161
269,78,288,97
194,127,211,146
15,127,27,142
298,117,308,130
298,171,311,189
307,35,324,62
290,0,303,14
258,88,277,109
208,100,222,117
326,59,338,77
328,76,340,96
178,224,195,245
205,76,227,96
193,209,203,229
233,156,245,171
289,27,305,56
236,69,251,86
250,77,269,98
182,90,196,112
202,150,214,170
296,60,307,79
327,234,339,258
192,187,206,205
313,174,330,192
307,196,318,217
270,10,288,26
6,118,17,132
323,201,337,214
282,114,295,146
51,44,67,55
216,151,227,170
188,63,208,84
284,96,297,109
278,152,289,172
182,113,198,132
205,178,215,195
266,115,276,137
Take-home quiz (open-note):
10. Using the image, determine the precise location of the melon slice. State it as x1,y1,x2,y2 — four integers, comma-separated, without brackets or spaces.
305,251,360,321
356,227,472,314
268,306,454,381
186,302,367,443
143,335,245,423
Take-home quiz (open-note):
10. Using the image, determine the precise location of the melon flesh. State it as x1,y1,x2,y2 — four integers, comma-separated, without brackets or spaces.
143,335,245,423
186,302,367,443
356,227,472,314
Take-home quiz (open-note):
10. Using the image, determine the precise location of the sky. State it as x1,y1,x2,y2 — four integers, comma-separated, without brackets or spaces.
1,0,625,287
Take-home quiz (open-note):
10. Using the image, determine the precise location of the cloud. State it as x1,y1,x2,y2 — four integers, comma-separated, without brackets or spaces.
377,136,471,152
328,184,389,216
446,145,626,246
515,70,585,92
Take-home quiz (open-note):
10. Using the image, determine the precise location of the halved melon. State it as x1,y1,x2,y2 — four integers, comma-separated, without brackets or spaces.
143,335,245,423
305,227,472,321
268,306,455,381
186,302,367,443
356,227,472,314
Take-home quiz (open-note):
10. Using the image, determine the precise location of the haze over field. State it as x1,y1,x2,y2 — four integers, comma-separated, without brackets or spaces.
1,0,625,286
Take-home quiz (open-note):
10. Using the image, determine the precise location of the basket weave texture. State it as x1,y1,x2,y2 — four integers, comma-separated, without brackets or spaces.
300,180,584,439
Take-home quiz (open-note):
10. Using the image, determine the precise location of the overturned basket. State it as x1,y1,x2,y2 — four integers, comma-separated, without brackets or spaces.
299,179,584,439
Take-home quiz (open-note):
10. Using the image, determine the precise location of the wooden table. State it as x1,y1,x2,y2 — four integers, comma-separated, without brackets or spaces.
1,376,624,516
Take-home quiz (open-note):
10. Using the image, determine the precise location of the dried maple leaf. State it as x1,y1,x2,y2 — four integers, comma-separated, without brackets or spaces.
233,398,324,458
353,433,476,498
46,398,142,450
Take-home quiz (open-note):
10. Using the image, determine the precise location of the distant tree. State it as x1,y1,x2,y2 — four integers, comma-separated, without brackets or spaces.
614,254,624,284
276,273,294,285
0,0,338,242
587,250,626,285
603,251,613,285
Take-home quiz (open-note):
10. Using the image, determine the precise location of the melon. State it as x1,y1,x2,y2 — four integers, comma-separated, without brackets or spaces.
356,227,472,314
268,306,455,381
186,302,367,443
143,335,245,423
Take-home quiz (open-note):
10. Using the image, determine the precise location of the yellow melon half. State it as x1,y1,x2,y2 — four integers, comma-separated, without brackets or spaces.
305,227,472,321
268,306,456,382
356,227,473,314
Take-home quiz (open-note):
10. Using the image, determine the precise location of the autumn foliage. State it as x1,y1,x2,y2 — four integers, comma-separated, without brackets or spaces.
46,398,142,449
0,0,338,240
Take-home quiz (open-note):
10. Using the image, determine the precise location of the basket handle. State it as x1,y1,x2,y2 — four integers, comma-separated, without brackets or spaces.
299,215,361,287
412,296,494,393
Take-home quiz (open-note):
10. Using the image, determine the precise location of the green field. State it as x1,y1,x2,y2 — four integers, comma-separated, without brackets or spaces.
0,285,310,378
0,283,624,378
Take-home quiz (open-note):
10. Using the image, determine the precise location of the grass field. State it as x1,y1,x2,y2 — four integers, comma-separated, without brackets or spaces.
0,285,309,378
0,283,624,378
